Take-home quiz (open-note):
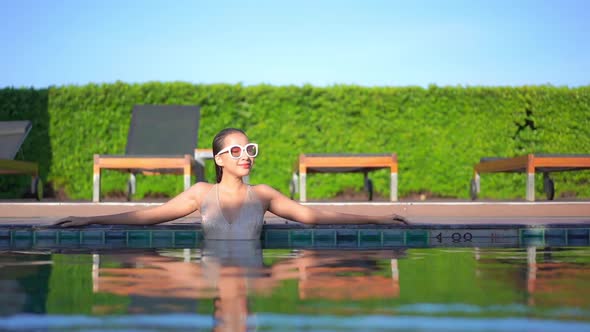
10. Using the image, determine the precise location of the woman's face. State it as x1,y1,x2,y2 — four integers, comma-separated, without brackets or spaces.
215,132,255,178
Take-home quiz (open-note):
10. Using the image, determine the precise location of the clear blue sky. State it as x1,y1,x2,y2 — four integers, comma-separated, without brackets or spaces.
2,0,589,88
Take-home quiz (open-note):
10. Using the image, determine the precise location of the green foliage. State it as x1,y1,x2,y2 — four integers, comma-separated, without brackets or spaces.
398,249,519,304
46,254,129,314
518,86,590,197
1,83,589,200
0,87,50,198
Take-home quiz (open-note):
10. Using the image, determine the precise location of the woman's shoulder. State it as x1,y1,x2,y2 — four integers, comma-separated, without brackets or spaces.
250,184,283,199
194,181,215,190
190,182,215,197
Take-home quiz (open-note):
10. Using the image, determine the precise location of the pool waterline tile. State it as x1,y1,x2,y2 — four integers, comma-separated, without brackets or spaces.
14,230,33,239
545,228,566,238
567,229,589,238
0,225,588,249
521,228,545,238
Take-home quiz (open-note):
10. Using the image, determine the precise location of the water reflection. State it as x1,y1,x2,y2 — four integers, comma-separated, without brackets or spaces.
0,253,51,315
92,241,404,331
1,245,590,330
525,247,590,308
270,249,401,300
472,246,590,312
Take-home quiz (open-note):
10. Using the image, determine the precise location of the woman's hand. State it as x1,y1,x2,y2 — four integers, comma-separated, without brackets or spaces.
378,214,410,225
52,216,94,228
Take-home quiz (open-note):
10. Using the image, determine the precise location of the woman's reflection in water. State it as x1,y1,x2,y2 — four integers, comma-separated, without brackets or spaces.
96,243,404,331
201,240,263,332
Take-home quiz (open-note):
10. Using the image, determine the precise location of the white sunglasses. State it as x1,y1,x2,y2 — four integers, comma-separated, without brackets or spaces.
216,143,258,159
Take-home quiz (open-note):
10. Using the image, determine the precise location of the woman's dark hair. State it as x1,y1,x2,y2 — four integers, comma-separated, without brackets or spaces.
212,128,247,183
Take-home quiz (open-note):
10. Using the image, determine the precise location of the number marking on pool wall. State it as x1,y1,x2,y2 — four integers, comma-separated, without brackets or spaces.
429,229,518,247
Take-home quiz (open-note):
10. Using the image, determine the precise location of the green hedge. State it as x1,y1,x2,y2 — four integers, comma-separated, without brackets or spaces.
1,83,589,200
0,88,51,198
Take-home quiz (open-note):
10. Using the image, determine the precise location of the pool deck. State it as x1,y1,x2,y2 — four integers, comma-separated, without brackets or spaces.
0,200,589,227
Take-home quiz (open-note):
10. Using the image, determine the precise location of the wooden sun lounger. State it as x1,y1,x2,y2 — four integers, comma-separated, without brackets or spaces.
472,154,590,201
291,153,398,202
93,105,202,202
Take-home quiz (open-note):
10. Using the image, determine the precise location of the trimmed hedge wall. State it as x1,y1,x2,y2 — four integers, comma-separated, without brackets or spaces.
1,83,589,200
0,88,51,198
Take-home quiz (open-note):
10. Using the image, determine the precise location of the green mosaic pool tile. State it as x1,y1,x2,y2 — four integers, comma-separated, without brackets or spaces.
105,230,126,239
404,229,430,248
265,239,285,247
35,230,58,239
360,231,385,247
173,237,197,247
291,230,312,241
35,237,58,246
152,230,174,239
263,240,282,248
58,230,80,239
80,237,104,246
381,230,404,245
291,230,313,247
57,237,80,246
546,237,567,246
567,229,589,238
128,231,150,239
313,238,336,247
291,238,313,247
0,238,10,248
313,230,335,239
12,239,33,248
406,236,429,247
521,229,545,238
359,237,383,248
265,230,289,241
13,230,33,239
104,238,126,247
128,237,151,248
313,230,337,246
2,225,590,250
174,231,197,240
382,229,404,239
568,238,590,246
406,230,429,239
359,230,381,242
264,230,289,247
336,230,358,247
545,229,566,238
81,230,104,239
152,237,174,247
172,231,199,247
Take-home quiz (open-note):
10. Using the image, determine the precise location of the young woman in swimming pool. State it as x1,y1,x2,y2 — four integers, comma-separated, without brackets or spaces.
53,128,408,239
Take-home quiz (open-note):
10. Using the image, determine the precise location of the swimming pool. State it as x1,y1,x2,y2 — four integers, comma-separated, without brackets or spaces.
1,224,590,331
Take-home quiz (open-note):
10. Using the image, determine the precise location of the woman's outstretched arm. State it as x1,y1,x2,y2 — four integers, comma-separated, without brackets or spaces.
52,182,210,227
257,185,408,225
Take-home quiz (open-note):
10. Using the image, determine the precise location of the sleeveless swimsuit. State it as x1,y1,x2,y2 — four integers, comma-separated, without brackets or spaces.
200,184,265,240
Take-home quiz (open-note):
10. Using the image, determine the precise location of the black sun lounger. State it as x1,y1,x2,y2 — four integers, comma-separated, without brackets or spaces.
0,120,42,200
93,105,202,202
471,154,590,201
290,153,398,202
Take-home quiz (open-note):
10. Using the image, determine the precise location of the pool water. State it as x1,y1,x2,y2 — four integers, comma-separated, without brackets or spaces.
1,242,590,331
